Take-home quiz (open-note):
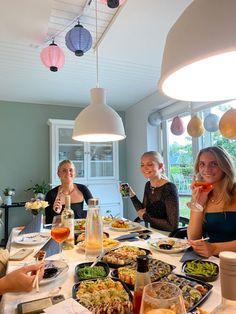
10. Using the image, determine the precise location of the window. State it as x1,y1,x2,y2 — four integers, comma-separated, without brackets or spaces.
161,100,236,220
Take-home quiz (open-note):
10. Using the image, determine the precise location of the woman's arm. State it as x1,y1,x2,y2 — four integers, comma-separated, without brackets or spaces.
45,187,58,224
187,210,204,240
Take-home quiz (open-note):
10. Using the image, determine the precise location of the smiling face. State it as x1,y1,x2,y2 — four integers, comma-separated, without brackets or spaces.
57,161,75,184
198,151,224,184
140,155,163,180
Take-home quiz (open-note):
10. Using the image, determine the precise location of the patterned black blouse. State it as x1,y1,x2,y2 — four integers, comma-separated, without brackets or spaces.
130,181,179,232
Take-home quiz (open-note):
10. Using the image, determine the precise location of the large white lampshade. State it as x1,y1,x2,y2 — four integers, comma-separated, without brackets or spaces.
72,88,126,142
159,0,236,102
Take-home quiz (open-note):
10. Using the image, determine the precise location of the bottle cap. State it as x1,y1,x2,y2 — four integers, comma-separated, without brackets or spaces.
88,198,99,206
136,255,149,272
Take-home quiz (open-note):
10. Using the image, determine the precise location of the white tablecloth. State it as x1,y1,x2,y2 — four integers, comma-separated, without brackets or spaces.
0,226,220,313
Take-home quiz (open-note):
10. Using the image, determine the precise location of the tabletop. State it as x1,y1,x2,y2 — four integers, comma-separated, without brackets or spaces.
0,223,220,314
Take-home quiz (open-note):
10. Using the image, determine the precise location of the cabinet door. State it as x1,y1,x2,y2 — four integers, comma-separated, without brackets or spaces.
58,127,87,180
88,142,117,179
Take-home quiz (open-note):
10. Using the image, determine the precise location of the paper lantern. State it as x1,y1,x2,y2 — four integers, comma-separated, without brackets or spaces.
219,108,236,139
170,116,185,135
99,0,125,8
40,42,65,72
148,111,161,126
204,113,219,132
65,22,92,56
187,115,204,137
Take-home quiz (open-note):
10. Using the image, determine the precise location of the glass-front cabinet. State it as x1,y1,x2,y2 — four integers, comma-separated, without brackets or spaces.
48,119,122,217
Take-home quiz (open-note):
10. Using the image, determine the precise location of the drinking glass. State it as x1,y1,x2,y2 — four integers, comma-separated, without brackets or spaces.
51,215,70,259
193,173,213,192
120,182,130,198
140,282,186,314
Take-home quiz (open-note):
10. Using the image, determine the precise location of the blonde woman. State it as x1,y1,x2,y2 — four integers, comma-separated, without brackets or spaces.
129,151,179,232
45,160,92,224
188,146,236,257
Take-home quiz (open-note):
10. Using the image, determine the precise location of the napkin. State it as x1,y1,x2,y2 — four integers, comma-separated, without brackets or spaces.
19,213,43,235
39,238,60,258
44,298,92,314
180,247,204,262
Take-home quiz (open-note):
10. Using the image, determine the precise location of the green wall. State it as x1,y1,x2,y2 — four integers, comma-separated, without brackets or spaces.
0,101,126,240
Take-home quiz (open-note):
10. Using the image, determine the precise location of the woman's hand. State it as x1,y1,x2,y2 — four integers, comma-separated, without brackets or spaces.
190,182,212,207
137,208,146,219
53,195,62,214
0,262,44,293
188,239,215,258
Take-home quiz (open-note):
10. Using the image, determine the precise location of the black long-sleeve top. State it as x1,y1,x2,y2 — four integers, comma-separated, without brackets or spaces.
45,183,93,224
131,181,179,232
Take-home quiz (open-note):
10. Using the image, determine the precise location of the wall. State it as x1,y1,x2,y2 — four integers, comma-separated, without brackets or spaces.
124,92,175,220
0,101,126,240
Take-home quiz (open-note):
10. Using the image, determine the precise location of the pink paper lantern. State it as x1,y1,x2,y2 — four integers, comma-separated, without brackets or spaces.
99,0,126,8
40,42,65,72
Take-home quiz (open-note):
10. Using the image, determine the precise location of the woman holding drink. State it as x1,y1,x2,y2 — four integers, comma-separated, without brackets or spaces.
187,146,236,257
128,151,179,232
45,160,93,224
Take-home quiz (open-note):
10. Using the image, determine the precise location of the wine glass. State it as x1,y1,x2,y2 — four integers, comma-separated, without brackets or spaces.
193,173,213,192
51,215,70,260
140,282,186,314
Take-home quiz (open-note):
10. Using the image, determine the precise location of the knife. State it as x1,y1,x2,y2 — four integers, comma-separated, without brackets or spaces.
114,233,140,241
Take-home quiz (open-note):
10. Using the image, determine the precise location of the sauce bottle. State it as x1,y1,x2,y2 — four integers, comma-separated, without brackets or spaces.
133,255,151,314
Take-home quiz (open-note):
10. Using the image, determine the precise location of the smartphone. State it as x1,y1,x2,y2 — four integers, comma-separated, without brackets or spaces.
10,249,34,261
17,295,65,314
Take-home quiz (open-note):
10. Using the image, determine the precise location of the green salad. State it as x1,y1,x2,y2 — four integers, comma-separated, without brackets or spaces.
77,265,106,279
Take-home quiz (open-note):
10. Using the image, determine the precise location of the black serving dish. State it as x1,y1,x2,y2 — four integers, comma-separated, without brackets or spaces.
160,273,213,312
182,259,219,282
43,267,58,279
72,277,133,313
75,261,110,281
111,258,176,290
102,245,151,268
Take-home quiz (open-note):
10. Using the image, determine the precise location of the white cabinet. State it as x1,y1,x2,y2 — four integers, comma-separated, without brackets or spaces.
48,119,123,217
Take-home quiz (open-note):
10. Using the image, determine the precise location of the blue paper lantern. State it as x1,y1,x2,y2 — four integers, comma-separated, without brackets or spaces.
65,22,92,56
204,113,219,132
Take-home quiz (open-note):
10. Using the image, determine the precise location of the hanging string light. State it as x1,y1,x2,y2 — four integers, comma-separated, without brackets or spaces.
40,40,65,72
65,20,92,56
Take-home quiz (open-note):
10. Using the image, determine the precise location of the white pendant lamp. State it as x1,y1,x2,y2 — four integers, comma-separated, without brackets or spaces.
72,0,126,142
159,0,236,102
73,87,125,142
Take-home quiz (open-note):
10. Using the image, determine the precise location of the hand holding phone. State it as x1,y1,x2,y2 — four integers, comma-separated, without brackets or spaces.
10,249,34,261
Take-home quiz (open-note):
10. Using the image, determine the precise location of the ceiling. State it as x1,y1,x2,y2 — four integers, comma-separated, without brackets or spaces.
0,0,192,110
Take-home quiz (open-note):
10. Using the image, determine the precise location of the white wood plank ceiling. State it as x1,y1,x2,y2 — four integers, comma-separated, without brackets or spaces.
0,0,192,110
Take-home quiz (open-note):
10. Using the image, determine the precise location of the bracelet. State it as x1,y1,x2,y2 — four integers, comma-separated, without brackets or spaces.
187,201,204,212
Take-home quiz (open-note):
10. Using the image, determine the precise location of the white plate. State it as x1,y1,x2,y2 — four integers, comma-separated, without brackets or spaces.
148,237,189,254
40,260,69,285
15,232,50,246
109,221,141,232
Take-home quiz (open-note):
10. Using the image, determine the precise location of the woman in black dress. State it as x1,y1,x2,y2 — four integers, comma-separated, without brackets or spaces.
45,160,92,224
129,151,179,232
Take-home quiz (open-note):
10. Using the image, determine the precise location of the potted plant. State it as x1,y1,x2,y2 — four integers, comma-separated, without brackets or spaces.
25,181,50,200
2,188,15,205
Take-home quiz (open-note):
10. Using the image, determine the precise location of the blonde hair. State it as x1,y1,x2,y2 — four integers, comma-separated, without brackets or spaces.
57,159,75,176
194,146,236,206
141,151,168,180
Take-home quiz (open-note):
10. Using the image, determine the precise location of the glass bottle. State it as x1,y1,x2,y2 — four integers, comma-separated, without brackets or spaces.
211,251,236,313
61,195,74,250
85,198,103,261
133,255,151,314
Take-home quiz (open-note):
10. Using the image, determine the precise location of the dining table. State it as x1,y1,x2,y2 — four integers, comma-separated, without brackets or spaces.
0,222,221,313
